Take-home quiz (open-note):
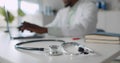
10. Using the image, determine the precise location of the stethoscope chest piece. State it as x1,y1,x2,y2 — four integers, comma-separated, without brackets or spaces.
49,45,63,56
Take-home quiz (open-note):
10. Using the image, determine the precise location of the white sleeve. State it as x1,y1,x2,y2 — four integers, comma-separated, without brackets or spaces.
46,10,61,27
81,2,98,34
46,10,64,37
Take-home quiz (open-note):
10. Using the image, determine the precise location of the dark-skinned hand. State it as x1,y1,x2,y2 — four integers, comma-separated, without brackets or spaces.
18,21,48,34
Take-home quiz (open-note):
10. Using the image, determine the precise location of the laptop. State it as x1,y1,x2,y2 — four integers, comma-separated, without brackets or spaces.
9,28,44,39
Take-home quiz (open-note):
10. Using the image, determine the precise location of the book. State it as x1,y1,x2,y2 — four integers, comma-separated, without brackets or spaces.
85,35,120,44
85,35,120,40
85,39,120,44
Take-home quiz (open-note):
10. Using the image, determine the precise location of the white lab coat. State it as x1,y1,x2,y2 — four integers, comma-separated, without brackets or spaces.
47,1,98,37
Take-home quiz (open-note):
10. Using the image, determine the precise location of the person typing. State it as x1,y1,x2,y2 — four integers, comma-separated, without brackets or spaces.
19,0,98,38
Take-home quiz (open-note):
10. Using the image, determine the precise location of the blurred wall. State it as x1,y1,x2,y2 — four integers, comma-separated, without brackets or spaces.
1,0,120,27
43,0,64,10
106,0,120,10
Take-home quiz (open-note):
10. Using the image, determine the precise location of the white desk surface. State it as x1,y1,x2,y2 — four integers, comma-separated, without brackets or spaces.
0,32,120,63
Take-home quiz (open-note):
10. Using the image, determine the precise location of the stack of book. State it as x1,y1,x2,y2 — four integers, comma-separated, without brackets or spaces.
85,34,120,44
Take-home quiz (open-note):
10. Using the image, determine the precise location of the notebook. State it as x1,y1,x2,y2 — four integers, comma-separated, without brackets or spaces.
85,32,120,44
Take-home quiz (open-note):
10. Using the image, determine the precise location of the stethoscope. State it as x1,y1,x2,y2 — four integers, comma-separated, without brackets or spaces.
15,39,94,56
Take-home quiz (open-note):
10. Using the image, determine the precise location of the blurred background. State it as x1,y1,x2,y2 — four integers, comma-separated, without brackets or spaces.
0,0,120,63
0,0,120,33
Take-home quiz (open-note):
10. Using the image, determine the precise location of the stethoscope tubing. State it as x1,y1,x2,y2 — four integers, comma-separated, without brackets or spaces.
15,39,65,51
